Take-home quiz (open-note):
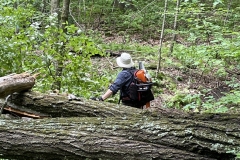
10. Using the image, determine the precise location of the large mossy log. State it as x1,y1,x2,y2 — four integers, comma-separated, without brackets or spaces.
1,92,240,160
0,73,36,98
0,114,239,160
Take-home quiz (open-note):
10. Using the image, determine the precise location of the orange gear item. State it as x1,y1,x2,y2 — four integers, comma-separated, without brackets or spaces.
135,70,147,82
145,102,150,108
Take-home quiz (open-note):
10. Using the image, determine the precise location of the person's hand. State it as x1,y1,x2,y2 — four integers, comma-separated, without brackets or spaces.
90,96,104,101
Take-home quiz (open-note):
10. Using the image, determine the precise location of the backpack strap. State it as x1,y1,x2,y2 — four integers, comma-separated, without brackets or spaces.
123,68,136,90
118,68,136,104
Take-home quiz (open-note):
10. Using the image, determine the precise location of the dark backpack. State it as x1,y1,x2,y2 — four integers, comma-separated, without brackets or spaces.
125,69,154,107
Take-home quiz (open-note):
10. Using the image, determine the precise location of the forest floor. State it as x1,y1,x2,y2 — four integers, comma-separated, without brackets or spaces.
92,35,238,113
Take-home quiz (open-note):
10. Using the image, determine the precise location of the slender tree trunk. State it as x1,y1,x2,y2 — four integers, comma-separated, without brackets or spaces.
51,0,70,91
41,0,47,12
51,0,60,14
169,0,180,56
157,0,168,74
50,0,61,90
224,0,233,26
61,0,71,31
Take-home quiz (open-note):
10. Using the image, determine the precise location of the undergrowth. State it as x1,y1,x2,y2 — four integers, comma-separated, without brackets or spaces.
93,36,240,114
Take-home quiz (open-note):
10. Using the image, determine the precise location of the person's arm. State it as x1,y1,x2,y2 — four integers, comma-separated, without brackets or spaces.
100,70,129,101
101,89,113,100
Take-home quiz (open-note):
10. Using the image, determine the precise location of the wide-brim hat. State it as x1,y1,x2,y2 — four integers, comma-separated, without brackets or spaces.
116,52,134,68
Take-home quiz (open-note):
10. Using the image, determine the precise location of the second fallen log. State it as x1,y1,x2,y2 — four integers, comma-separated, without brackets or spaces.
0,73,36,98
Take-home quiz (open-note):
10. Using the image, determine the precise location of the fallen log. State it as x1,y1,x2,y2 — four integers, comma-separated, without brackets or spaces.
8,91,146,117
0,86,239,159
0,114,239,160
0,72,36,98
7,91,238,124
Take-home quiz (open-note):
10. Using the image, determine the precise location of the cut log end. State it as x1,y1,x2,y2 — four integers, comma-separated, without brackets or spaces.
0,72,36,98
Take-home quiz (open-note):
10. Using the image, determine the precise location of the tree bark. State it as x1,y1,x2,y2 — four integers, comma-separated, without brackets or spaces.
0,73,36,98
8,91,144,118
41,0,48,13
50,0,61,91
169,0,180,56
0,84,239,160
0,91,239,160
0,113,239,160
61,0,70,32
157,0,168,73
50,0,60,14
51,0,70,91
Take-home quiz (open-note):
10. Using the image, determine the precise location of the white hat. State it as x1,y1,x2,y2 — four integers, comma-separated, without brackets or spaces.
116,52,134,68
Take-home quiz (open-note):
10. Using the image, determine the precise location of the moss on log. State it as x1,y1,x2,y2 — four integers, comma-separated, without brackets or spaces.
0,115,239,160
1,91,239,160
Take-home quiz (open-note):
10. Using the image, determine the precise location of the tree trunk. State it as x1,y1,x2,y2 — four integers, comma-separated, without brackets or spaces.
61,0,70,32
51,0,60,14
157,0,168,73
169,0,180,56
51,0,70,91
50,0,60,91
0,113,239,160
41,0,48,13
0,73,36,98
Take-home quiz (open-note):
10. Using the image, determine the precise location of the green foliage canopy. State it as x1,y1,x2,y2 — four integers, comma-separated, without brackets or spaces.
0,1,108,98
